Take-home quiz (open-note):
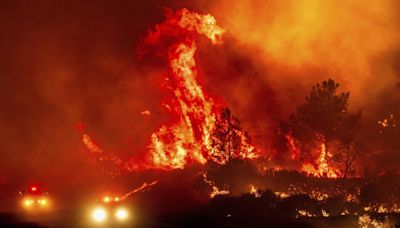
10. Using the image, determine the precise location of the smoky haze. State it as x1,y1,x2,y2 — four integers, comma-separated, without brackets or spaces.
197,0,400,154
0,0,175,208
0,0,399,210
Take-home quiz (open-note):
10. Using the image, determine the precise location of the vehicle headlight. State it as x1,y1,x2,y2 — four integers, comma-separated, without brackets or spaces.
103,196,111,203
38,198,48,206
23,198,34,207
115,208,128,220
92,208,107,222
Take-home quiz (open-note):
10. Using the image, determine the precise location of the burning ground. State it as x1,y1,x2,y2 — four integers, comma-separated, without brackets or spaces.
1,1,400,227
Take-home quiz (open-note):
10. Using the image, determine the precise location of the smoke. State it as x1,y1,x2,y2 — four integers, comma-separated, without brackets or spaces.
0,1,174,205
199,0,400,119
1,0,400,203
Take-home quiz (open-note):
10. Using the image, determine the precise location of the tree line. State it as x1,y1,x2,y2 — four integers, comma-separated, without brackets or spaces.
210,79,372,178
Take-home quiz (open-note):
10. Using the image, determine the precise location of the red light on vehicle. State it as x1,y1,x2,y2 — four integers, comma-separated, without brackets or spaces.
31,186,37,191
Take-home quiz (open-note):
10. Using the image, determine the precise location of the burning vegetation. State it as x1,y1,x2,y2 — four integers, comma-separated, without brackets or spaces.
80,8,257,172
1,0,400,227
75,7,400,226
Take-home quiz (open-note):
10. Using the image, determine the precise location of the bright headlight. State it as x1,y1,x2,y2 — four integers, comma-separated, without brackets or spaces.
23,198,34,207
38,198,48,206
92,208,107,222
115,208,128,220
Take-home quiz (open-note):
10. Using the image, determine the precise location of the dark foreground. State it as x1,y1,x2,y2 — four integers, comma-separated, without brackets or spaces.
3,171,400,227
1,211,400,228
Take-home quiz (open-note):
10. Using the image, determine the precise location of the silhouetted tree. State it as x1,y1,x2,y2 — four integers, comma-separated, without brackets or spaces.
210,107,252,164
289,79,361,178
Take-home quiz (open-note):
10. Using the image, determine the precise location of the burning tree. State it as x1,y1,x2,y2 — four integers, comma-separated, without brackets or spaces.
289,79,361,178
80,9,258,174
202,108,258,196
210,108,254,164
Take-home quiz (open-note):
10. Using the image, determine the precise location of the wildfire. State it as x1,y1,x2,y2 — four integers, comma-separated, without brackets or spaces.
120,181,158,201
249,185,261,198
301,142,340,178
202,172,229,198
274,191,290,199
296,209,315,218
80,9,258,173
358,214,393,228
146,8,242,170
285,133,299,160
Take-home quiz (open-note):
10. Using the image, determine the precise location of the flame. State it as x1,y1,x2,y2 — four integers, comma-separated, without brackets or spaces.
82,134,104,154
285,133,299,160
146,9,231,169
358,214,393,228
301,142,340,178
296,209,315,218
141,110,151,116
120,181,158,201
321,209,330,217
202,172,229,198
249,185,261,198
79,9,257,173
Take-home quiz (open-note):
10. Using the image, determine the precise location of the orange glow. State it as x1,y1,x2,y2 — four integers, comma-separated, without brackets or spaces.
211,0,400,108
146,9,223,169
302,142,340,178
120,181,158,200
285,133,299,160
101,195,123,203
80,9,258,172
202,172,229,198
378,113,398,133
146,9,256,169
103,196,111,203
250,185,261,198
23,198,34,207
141,110,151,116
22,197,50,210
82,134,104,154
38,198,48,206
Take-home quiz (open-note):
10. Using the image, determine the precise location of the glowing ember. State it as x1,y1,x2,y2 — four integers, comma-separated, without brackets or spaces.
120,181,158,200
250,185,261,198
141,110,151,116
378,113,398,133
82,134,104,154
321,209,330,217
296,209,315,218
358,214,393,228
202,172,229,198
274,191,290,199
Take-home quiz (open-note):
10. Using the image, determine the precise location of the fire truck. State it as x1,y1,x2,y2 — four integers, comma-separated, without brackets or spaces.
90,195,131,225
19,186,50,212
